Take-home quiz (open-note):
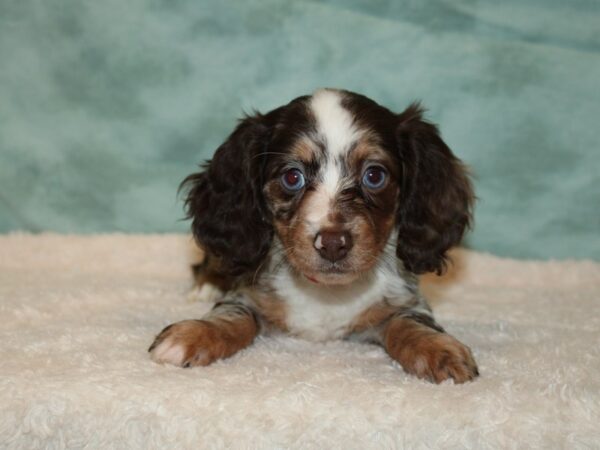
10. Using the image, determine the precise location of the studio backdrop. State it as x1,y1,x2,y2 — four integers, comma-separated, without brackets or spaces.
1,0,598,260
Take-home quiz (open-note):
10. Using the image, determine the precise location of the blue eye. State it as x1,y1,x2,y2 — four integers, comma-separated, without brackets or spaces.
281,168,306,191
362,166,387,190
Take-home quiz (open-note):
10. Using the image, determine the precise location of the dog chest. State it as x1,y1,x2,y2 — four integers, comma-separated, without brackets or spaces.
267,266,409,341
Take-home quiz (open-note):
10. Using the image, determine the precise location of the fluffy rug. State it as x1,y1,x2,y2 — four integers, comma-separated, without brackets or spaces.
1,234,599,448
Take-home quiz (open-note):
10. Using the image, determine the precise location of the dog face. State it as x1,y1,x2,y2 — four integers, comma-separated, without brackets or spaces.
262,91,399,284
183,89,473,282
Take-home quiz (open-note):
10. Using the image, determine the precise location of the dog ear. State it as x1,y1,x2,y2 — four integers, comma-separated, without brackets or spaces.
181,113,275,276
394,104,474,275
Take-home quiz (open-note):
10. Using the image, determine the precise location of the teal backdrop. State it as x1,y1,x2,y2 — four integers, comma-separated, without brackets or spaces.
1,0,599,260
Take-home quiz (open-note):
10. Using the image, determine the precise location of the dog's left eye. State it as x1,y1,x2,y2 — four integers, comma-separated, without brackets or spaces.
281,168,306,192
362,166,387,190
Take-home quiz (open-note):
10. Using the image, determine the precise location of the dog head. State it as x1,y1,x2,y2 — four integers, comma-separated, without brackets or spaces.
182,89,473,284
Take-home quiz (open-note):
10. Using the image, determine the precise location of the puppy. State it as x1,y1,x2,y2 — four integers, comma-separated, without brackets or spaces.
149,88,478,384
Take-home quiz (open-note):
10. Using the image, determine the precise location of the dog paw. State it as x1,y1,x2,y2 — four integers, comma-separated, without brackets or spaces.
388,329,479,384
148,320,224,367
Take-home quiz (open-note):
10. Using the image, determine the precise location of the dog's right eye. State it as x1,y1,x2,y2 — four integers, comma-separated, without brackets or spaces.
281,168,306,192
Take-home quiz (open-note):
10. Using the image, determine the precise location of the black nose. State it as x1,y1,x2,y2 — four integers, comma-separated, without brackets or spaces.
314,230,353,262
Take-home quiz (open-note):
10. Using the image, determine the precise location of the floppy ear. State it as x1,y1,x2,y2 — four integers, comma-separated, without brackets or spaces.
395,104,474,275
181,114,274,276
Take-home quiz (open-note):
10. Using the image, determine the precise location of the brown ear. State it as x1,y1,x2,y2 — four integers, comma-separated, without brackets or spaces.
180,113,275,276
395,104,474,275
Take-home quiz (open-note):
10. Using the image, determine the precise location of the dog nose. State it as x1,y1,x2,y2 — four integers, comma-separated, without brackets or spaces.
314,230,353,262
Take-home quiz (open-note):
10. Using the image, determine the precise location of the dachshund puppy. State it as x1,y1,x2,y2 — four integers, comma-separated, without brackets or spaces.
149,88,478,384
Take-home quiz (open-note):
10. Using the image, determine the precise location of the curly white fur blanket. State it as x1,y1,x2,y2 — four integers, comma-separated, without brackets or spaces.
1,234,599,448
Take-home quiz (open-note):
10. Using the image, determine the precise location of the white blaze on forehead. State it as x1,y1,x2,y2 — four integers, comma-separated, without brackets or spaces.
310,89,362,157
305,89,362,230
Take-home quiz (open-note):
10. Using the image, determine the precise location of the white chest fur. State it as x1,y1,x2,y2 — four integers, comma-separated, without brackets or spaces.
269,263,411,341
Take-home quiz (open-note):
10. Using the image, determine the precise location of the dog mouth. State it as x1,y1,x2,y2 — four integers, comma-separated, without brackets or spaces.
285,246,371,285
301,263,361,285
303,272,358,285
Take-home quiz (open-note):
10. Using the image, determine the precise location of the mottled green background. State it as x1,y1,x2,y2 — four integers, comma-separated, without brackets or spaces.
1,0,599,260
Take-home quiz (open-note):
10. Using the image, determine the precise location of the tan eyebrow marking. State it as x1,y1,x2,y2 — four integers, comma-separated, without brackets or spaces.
346,138,393,175
289,138,318,163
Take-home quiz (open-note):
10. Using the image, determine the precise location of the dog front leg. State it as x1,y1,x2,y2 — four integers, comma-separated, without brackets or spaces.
149,296,259,367
350,302,478,384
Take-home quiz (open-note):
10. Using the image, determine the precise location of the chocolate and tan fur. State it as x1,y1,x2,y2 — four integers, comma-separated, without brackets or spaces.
149,88,478,384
